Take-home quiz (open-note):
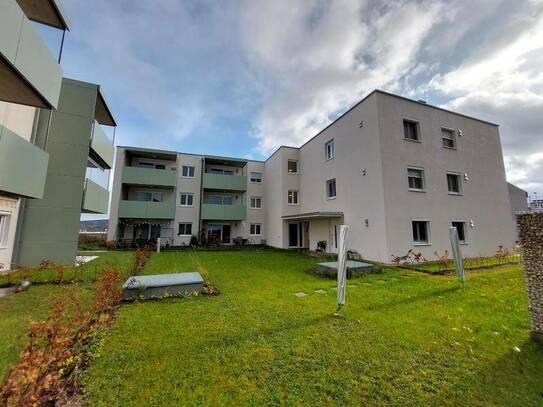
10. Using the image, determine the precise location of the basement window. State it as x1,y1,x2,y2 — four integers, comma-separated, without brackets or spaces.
452,221,467,243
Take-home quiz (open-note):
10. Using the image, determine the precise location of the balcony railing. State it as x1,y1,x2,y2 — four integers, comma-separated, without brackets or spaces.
202,173,247,191
82,178,109,214
118,199,175,219
201,203,247,220
122,166,177,188
90,121,114,169
0,124,49,199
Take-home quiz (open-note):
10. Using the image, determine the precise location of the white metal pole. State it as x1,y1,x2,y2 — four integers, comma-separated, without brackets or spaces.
449,227,465,282
337,225,349,311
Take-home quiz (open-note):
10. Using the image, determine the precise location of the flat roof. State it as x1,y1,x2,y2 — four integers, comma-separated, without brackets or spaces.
16,0,69,30
118,146,265,163
282,211,344,220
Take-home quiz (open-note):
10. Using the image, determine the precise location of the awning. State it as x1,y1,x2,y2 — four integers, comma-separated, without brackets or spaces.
282,211,344,220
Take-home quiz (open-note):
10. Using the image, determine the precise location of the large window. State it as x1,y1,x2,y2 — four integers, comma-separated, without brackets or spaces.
447,172,461,194
403,119,420,141
138,162,166,170
442,128,456,149
136,191,163,202
208,195,233,205
250,172,262,183
325,140,335,160
250,223,262,236
180,193,194,206
182,165,195,177
452,221,467,243
412,220,429,244
208,168,234,175
287,160,299,173
288,190,299,205
408,168,425,191
0,213,9,248
178,223,192,236
326,178,337,199
250,196,262,209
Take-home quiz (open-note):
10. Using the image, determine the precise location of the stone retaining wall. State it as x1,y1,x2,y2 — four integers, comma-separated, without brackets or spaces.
517,213,543,343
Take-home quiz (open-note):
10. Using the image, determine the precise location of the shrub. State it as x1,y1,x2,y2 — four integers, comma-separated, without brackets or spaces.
105,240,117,250
433,250,452,271
128,246,151,276
391,250,426,266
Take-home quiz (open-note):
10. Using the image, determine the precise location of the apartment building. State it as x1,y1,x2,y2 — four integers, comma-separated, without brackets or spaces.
108,90,516,262
0,0,115,270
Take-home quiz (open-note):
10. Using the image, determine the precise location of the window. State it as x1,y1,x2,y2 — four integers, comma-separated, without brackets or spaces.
208,195,232,205
326,178,337,199
136,191,163,202
250,197,262,209
412,221,429,244
403,119,420,141
0,214,9,248
287,160,299,173
447,173,461,194
452,221,467,243
442,128,456,149
250,172,262,183
182,165,195,177
250,223,262,236
209,168,234,175
288,190,298,205
154,163,166,170
138,162,165,170
178,223,192,236
325,140,335,160
408,168,424,191
180,193,194,206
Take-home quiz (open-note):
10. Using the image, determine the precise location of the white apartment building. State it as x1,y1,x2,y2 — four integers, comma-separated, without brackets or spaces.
108,90,516,262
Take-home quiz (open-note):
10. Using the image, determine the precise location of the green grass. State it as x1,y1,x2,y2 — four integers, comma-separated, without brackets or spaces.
76,250,542,405
402,255,521,274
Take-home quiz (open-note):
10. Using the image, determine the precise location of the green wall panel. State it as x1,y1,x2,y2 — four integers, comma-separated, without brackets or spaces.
202,173,247,191
122,166,177,187
201,204,247,220
82,179,109,214
118,199,175,219
90,122,114,168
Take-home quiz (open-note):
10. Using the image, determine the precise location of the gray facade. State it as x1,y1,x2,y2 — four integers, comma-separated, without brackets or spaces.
109,90,516,262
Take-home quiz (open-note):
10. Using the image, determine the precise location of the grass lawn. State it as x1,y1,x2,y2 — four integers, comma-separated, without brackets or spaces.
73,249,543,405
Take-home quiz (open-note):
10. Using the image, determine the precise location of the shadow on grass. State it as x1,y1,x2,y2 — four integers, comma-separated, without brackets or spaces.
363,285,462,311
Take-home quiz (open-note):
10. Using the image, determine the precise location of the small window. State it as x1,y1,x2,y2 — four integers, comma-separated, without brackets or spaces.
447,173,461,194
325,140,335,160
250,223,262,236
182,165,195,177
452,221,466,243
408,168,424,191
178,223,192,236
403,119,420,141
326,179,336,199
250,197,262,209
180,193,194,206
287,160,299,173
442,128,456,149
288,190,298,205
154,163,166,170
0,214,9,248
412,221,429,244
250,172,262,183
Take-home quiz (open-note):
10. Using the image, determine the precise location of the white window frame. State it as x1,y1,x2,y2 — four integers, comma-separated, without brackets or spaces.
451,220,468,244
407,167,425,192
446,172,462,195
181,165,195,178
442,127,456,149
178,222,193,236
326,178,336,199
180,193,194,207
250,196,262,209
288,190,299,205
412,219,430,246
0,212,9,249
287,160,299,174
325,140,335,160
250,223,262,236
250,172,262,183
403,118,421,142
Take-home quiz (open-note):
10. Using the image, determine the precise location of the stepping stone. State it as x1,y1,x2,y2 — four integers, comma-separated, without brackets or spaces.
122,272,204,300
294,291,307,297
315,289,326,294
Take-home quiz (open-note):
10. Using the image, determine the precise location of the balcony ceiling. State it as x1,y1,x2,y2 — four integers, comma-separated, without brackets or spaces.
16,0,69,30
282,212,344,220
95,90,117,126
125,147,177,161
0,56,49,108
205,155,247,167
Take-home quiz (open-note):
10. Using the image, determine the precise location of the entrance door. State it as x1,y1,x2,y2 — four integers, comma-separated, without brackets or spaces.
288,223,302,248
133,224,150,240
150,224,161,241
222,224,231,244
207,224,222,243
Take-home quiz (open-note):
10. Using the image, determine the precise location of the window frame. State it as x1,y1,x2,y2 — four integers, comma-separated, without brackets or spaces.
180,192,194,207
451,221,467,244
407,167,425,192
403,119,420,142
250,171,262,183
287,159,299,174
250,223,262,236
178,222,193,236
287,190,299,205
250,196,262,209
412,220,430,245
181,165,196,178
441,127,456,149
446,172,462,195
0,213,9,249
325,140,335,160
326,178,337,199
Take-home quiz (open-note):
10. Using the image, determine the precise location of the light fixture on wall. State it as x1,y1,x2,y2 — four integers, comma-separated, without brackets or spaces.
458,129,463,137
470,220,475,228
362,168,367,176
364,219,369,227
359,120,364,128
464,173,469,181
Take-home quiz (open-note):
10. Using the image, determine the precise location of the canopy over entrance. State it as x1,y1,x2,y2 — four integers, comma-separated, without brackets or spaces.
282,211,343,221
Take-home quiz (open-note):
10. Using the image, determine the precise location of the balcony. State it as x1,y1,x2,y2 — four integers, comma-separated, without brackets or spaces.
118,199,175,219
90,121,114,169
202,173,247,191
0,124,49,199
201,204,247,221
0,0,63,109
122,166,177,188
82,178,109,214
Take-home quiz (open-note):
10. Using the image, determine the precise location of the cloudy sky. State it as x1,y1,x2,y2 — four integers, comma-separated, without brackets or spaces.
54,0,542,199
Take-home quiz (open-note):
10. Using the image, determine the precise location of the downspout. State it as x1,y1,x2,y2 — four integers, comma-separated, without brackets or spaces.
198,157,205,242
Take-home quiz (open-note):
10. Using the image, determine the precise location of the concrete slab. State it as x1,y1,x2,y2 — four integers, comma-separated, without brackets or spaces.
315,260,374,278
122,272,204,300
75,255,99,266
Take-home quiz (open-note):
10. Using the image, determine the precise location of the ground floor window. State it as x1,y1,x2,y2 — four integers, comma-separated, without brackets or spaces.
178,223,192,236
250,223,262,236
180,193,194,206
326,179,336,199
0,213,9,248
207,224,231,243
451,221,467,243
412,220,429,244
